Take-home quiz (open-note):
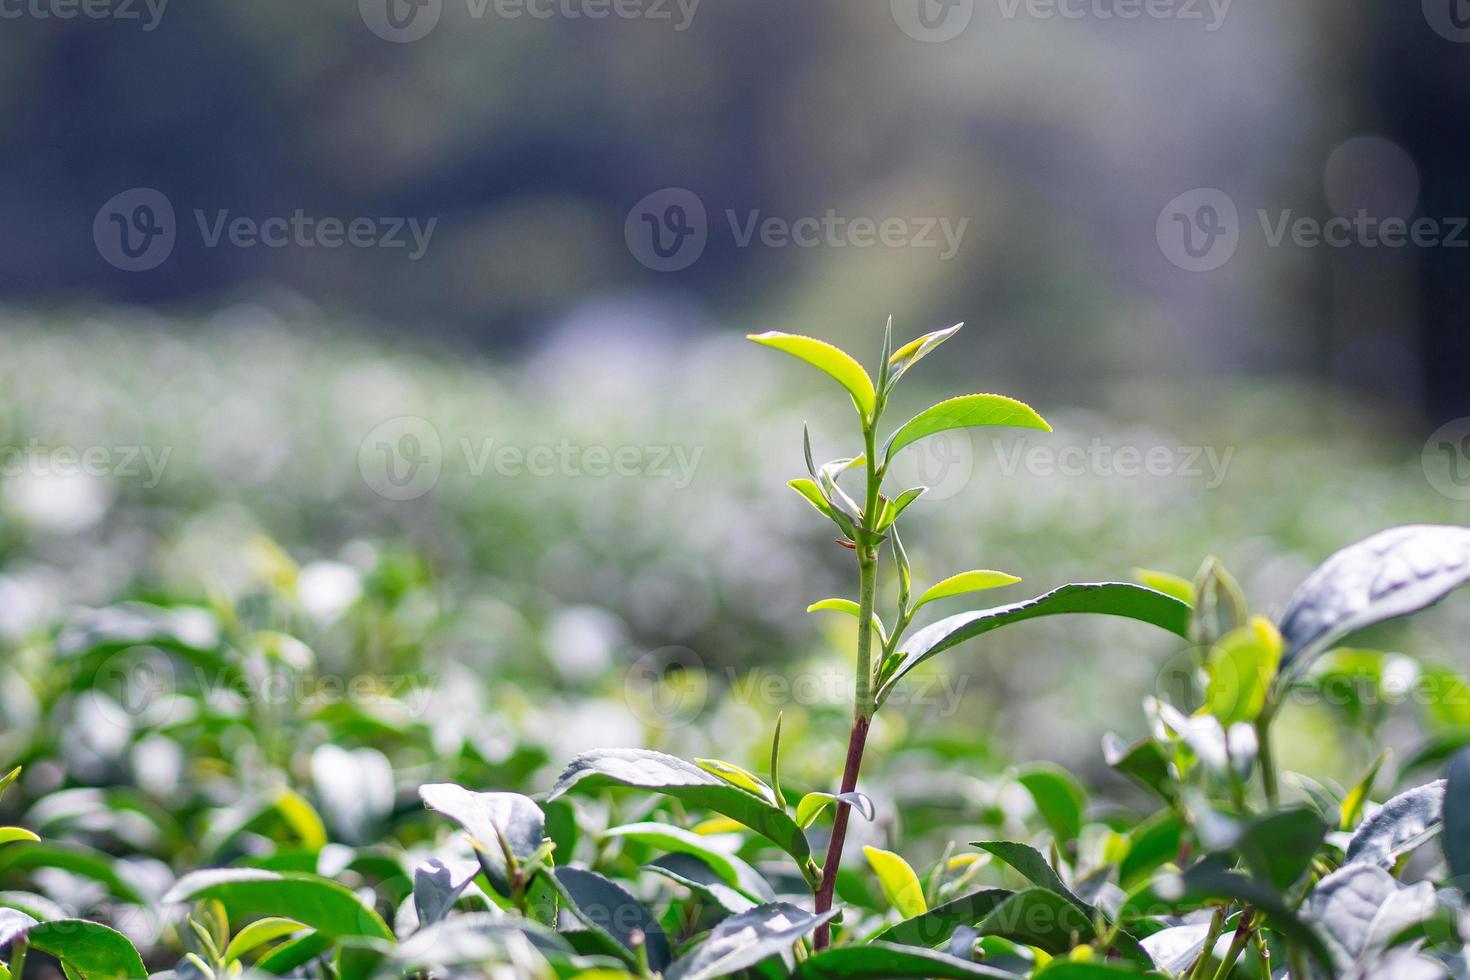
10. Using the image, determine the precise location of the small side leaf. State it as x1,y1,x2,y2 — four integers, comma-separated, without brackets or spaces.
864,846,927,918
912,571,1022,611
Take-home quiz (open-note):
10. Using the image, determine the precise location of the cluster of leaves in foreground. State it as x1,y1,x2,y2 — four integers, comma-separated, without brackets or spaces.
2,325,1470,978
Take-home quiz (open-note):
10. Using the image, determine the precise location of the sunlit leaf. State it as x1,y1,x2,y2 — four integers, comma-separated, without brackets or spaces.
806,598,887,643
864,846,927,918
665,903,835,980
883,394,1050,465
1203,616,1282,726
551,866,669,971
696,759,777,805
549,749,810,863
881,584,1190,700
1279,524,1470,669
748,331,877,417
912,571,1022,611
162,868,394,940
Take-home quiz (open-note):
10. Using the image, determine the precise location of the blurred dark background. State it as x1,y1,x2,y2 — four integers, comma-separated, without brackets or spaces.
2,0,1465,420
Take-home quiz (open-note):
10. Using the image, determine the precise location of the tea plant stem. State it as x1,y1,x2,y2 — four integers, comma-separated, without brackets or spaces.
1209,910,1255,980
8,939,25,979
813,713,870,949
1187,908,1227,980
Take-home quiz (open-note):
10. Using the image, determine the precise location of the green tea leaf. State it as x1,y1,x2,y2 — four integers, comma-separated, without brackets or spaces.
604,822,773,902
747,331,877,417
696,759,777,804
807,599,888,643
412,856,481,926
223,916,307,963
0,830,38,847
0,770,18,804
162,868,394,940
1280,524,1470,669
1340,751,1389,831
665,902,835,980
1234,808,1326,890
1203,616,1282,726
796,791,875,828
872,889,1013,948
864,846,927,918
883,394,1050,465
794,941,1016,978
549,749,810,863
1015,763,1086,846
1345,779,1445,868
1118,811,1181,891
0,914,146,979
912,571,1022,611
551,866,670,971
887,323,962,385
974,888,1093,953
1102,733,1176,804
647,852,758,914
881,584,1190,699
971,842,1087,912
419,783,546,897
1303,863,1437,975
1132,569,1195,605
789,478,838,521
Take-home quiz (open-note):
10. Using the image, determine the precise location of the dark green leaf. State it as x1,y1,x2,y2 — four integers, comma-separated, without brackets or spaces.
162,868,394,940
646,853,757,914
1279,524,1470,668
881,584,1189,698
971,842,1086,911
1443,749,1470,891
793,941,1017,978
551,866,670,971
0,914,146,979
604,821,773,902
665,903,835,980
975,888,1094,953
412,856,481,926
1016,763,1086,846
1102,734,1175,803
1234,808,1326,890
1304,863,1437,975
549,749,810,863
1345,780,1445,868
419,783,545,896
1118,811,1181,891
872,889,1013,948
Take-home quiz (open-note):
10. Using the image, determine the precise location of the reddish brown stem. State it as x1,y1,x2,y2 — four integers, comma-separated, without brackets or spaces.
813,715,870,950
